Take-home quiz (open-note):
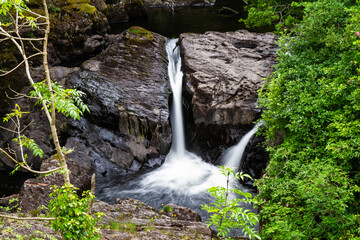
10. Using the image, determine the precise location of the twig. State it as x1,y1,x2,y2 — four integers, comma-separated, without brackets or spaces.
0,214,55,221
0,52,43,77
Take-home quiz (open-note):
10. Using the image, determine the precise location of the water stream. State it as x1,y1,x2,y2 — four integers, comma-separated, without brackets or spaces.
221,122,263,170
99,39,259,225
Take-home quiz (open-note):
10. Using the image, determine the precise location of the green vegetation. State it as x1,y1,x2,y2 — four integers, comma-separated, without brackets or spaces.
0,1,101,239
125,26,154,44
243,0,360,239
48,185,104,240
202,166,260,240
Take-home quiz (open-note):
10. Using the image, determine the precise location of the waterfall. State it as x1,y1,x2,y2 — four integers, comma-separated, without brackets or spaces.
166,39,185,157
221,121,262,169
99,39,255,224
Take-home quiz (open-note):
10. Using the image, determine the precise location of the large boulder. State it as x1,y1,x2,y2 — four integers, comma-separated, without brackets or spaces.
18,155,92,212
0,66,80,173
1,198,213,239
67,27,172,172
180,30,277,126
179,30,276,177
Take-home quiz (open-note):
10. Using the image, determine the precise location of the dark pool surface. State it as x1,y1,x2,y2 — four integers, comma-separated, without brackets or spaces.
111,0,271,38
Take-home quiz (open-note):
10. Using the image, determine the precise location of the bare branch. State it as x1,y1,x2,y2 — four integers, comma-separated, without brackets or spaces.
0,214,55,221
0,33,45,41
13,3,47,19
5,86,40,100
0,125,17,134
0,52,43,77
0,148,61,175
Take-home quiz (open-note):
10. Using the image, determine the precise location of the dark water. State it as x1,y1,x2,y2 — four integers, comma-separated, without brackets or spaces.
111,0,265,37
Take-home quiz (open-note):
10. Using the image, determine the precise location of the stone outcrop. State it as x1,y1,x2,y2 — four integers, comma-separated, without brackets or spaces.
67,27,171,171
179,30,276,176
0,66,80,172
1,198,214,239
17,155,92,212
180,30,277,126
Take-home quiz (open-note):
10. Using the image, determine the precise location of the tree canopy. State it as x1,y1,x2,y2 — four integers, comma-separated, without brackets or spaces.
243,0,360,238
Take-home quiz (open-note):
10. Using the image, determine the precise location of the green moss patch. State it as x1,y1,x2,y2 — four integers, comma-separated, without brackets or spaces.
62,3,96,14
125,26,154,44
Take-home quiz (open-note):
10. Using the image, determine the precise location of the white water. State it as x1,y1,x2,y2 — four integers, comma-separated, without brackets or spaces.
99,39,256,222
166,39,185,157
221,121,263,170
138,39,225,194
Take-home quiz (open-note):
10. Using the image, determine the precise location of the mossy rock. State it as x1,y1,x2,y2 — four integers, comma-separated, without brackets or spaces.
62,3,97,14
125,26,154,44
124,0,147,20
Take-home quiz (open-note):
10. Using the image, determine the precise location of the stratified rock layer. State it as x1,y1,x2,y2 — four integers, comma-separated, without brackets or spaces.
180,30,277,126
68,27,171,170
179,30,275,176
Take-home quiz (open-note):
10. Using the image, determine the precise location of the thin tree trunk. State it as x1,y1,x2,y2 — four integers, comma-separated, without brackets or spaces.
42,0,70,185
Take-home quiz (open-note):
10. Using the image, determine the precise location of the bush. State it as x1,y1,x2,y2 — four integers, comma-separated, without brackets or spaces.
48,184,104,240
202,166,260,240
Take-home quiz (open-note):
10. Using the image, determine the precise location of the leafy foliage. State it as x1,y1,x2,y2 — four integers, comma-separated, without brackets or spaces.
240,0,316,32
48,184,104,240
0,0,38,28
254,0,360,239
202,166,260,240
30,80,90,120
13,135,44,158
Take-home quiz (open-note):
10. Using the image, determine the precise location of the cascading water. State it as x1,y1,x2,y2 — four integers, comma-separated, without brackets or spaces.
221,121,263,170
99,39,255,223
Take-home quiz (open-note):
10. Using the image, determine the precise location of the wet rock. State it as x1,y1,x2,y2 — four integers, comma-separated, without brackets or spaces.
0,66,81,173
67,27,171,171
179,30,276,169
18,156,91,212
124,0,148,20
94,199,213,239
180,30,277,126
84,35,106,54
48,4,110,65
106,3,129,24
1,198,213,239
161,203,202,221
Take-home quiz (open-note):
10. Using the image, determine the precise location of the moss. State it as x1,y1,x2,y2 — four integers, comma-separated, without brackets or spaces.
125,26,154,45
79,3,96,14
62,3,97,14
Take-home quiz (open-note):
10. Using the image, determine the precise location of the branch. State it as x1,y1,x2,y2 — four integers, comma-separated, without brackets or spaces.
13,3,47,19
0,148,61,175
0,214,54,221
5,86,40,100
0,52,43,77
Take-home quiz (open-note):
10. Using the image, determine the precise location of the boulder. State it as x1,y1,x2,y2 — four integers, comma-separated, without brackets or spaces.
67,27,172,171
179,30,276,172
48,1,111,65
180,30,277,126
18,155,92,212
0,66,80,172
1,198,213,239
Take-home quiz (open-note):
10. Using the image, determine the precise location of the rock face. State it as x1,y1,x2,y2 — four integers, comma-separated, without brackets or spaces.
18,155,92,212
67,27,171,172
180,30,277,126
48,0,111,65
179,30,276,177
1,198,213,240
